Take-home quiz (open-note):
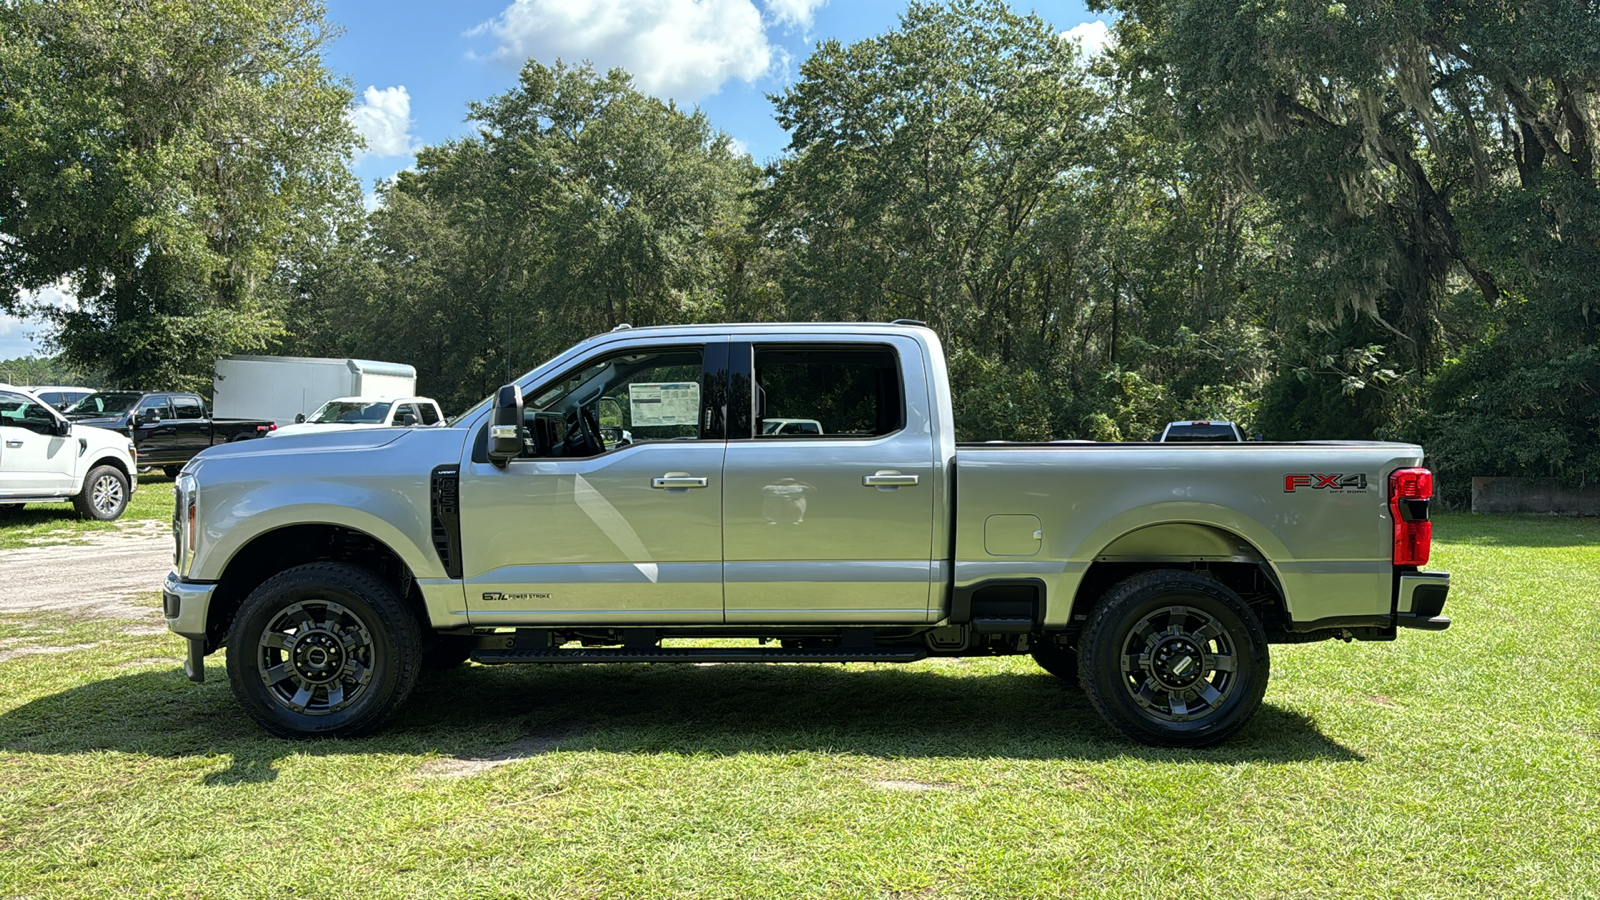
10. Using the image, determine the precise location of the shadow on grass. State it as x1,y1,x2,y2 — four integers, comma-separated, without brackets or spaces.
0,660,1361,783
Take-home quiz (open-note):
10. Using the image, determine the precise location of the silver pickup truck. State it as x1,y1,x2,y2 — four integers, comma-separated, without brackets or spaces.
163,322,1451,747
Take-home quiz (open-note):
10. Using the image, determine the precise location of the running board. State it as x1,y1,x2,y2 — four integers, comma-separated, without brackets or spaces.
471,646,928,665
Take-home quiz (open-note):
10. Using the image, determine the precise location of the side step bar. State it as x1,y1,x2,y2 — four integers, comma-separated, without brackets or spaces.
472,646,928,665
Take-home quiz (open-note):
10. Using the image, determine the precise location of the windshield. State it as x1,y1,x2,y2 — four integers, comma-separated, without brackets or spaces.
1163,423,1240,442
65,392,142,417
308,400,393,424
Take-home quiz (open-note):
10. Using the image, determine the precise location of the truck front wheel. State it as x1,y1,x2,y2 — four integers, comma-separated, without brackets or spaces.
1078,570,1269,747
73,465,128,521
226,562,421,738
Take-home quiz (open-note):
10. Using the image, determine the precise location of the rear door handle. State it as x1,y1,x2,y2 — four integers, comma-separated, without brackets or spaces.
651,475,708,489
863,472,918,488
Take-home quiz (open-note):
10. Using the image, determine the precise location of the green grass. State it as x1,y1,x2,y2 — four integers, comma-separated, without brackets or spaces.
0,471,173,549
1,513,1597,898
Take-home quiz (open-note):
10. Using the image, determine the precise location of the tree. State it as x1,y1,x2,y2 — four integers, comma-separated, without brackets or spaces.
296,62,762,411
0,0,362,391
1101,0,1600,470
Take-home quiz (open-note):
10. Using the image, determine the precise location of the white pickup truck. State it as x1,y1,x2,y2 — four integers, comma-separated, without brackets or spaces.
0,384,137,519
163,323,1451,747
269,396,444,437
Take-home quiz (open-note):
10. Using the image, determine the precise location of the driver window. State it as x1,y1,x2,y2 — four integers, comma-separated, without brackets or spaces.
525,346,706,458
0,391,59,436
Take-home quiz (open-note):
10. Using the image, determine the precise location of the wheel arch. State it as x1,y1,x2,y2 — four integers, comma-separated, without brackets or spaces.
203,523,430,649
1064,521,1290,640
82,453,132,485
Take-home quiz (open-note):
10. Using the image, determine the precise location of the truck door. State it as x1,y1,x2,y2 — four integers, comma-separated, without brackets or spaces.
169,395,210,453
457,339,728,624
132,395,176,463
0,390,76,495
721,339,937,624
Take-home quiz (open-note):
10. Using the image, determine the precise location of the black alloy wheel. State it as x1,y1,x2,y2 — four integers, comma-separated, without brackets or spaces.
1078,569,1269,747
226,562,421,738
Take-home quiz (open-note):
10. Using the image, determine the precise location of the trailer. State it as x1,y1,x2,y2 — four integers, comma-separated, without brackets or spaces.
212,356,417,426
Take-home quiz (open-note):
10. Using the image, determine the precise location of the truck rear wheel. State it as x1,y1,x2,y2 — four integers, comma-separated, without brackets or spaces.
73,465,128,521
1077,570,1269,747
226,562,421,738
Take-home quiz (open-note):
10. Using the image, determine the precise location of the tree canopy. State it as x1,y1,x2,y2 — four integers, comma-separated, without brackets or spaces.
0,0,361,391
5,0,1598,499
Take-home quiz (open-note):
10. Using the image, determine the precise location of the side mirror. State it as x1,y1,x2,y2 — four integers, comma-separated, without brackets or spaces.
54,418,71,437
139,408,161,424
486,383,525,469
294,413,306,424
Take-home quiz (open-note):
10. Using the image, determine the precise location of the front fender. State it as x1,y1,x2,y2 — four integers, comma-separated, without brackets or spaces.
191,479,441,582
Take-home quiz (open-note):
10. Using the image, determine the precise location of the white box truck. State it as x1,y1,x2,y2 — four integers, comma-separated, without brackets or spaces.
211,356,418,426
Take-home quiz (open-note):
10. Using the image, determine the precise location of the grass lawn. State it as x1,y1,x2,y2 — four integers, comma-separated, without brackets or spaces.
0,471,174,550
0,512,1595,898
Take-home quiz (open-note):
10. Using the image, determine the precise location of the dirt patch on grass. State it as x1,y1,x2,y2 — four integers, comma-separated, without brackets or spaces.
0,521,171,620
872,778,957,792
0,643,99,663
419,728,581,778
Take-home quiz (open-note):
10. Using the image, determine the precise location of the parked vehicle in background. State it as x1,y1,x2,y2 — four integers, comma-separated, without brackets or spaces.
268,396,444,437
1157,420,1247,442
164,322,1451,748
63,391,274,477
0,385,137,520
760,417,823,435
22,386,96,412
212,355,418,428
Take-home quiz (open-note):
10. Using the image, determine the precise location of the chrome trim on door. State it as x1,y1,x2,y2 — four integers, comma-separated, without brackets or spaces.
863,472,918,487
651,475,709,489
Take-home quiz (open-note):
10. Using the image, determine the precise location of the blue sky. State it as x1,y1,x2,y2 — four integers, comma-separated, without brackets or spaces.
2,0,1110,361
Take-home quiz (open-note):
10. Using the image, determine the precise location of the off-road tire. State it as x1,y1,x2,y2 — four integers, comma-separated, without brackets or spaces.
72,465,129,521
1078,569,1269,748
163,465,183,479
226,562,421,738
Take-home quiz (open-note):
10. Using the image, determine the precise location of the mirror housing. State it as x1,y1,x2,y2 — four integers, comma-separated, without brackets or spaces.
294,413,306,424
139,408,161,424
54,418,71,437
487,383,525,469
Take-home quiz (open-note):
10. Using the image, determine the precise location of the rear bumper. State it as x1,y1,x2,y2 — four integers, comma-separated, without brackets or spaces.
1396,570,1451,631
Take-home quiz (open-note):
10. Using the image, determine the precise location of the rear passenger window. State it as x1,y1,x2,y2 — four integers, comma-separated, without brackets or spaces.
172,396,204,419
753,346,903,438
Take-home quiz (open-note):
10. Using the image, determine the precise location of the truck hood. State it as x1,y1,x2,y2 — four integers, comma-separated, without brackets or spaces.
194,427,410,462
67,415,129,429
70,422,136,454
269,422,393,438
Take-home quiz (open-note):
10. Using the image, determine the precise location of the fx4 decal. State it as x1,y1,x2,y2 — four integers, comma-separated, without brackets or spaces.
1284,473,1368,492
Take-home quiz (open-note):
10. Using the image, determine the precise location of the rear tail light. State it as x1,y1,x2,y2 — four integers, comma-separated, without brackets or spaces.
1389,467,1434,566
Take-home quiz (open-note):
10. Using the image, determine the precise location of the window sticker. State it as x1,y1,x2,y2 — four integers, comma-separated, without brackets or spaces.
628,382,701,427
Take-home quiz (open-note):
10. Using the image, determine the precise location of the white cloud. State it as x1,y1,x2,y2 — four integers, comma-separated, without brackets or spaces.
762,0,825,29
471,0,776,100
349,85,417,160
1063,20,1113,58
0,283,74,360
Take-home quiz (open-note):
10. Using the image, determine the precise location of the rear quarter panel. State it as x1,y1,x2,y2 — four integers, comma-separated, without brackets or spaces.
954,442,1424,626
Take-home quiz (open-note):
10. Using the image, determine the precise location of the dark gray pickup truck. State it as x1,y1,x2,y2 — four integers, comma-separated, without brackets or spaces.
64,391,274,475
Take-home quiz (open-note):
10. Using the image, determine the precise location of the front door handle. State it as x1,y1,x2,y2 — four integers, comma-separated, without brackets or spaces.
863,472,919,488
5,440,21,448
651,475,708,489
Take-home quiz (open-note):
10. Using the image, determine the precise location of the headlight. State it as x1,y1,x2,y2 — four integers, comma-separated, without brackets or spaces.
174,474,198,576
